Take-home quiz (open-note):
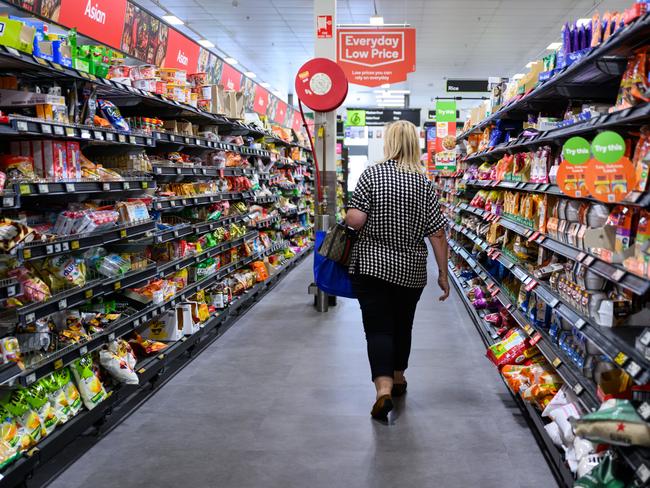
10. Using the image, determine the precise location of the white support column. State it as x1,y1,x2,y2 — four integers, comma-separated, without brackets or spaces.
313,0,338,226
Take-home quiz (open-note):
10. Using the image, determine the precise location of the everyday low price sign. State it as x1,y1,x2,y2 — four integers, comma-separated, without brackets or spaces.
337,28,416,87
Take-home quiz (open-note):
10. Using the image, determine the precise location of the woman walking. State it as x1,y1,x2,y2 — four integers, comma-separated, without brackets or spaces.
345,120,450,422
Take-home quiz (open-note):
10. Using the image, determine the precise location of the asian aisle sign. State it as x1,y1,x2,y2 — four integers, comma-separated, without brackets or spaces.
434,100,457,171
337,28,416,87
8,0,308,129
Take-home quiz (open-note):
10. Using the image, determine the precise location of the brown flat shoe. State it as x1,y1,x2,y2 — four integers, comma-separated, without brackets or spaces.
392,381,407,397
371,395,393,421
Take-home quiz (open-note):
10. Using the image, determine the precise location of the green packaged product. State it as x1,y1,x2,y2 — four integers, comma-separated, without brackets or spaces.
56,368,82,416
574,455,627,488
3,390,44,451
70,356,107,411
24,382,57,436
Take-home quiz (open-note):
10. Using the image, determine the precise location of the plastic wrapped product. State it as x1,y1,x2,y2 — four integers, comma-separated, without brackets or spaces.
70,355,107,411
574,399,650,447
574,454,626,488
3,390,44,451
97,99,130,132
0,405,19,452
99,340,138,385
56,368,82,417
24,382,57,436
41,374,71,425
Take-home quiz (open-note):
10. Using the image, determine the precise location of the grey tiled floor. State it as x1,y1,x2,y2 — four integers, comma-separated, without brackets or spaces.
48,259,558,488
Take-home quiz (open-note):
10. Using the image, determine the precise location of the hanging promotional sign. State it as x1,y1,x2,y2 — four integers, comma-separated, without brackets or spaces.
557,136,590,198
345,109,366,126
163,28,200,71
337,28,416,87
273,100,288,124
317,15,333,38
253,85,270,114
220,62,242,91
434,100,457,170
585,132,637,203
558,132,637,202
121,2,168,66
291,110,303,133
57,0,127,50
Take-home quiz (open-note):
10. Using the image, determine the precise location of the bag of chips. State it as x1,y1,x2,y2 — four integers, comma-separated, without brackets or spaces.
3,390,45,451
70,355,107,411
24,382,57,436
99,340,138,385
41,373,71,425
57,368,82,417
0,404,19,452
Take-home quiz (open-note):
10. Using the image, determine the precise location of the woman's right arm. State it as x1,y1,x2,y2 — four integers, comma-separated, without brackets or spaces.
425,183,449,301
345,169,372,231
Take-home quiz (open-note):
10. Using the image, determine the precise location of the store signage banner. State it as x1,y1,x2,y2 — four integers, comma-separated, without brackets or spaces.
434,100,457,170
337,28,416,87
364,109,420,126
292,110,303,133
426,126,437,176
121,2,168,65
273,100,288,124
346,109,366,126
317,15,333,38
57,0,127,49
163,28,200,71
446,79,489,93
253,85,270,115
220,62,242,91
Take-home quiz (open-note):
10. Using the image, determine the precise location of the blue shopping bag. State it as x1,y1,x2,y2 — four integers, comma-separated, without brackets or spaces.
313,230,357,299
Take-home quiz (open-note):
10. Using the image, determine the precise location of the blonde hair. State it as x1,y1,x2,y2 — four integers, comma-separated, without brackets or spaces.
382,120,424,173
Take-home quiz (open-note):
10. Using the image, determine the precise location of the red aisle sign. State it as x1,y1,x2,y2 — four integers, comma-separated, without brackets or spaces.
274,100,288,124
163,29,200,71
317,15,333,38
291,111,303,133
221,63,242,91
253,85,270,114
337,28,416,87
58,0,127,50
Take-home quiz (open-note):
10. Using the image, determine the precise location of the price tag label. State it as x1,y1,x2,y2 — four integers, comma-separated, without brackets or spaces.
626,361,641,378
105,132,115,141
54,125,64,136
573,383,584,395
41,123,52,134
129,135,137,144
611,269,626,282
583,256,595,266
525,280,538,292
574,318,586,330
639,330,650,347
117,134,126,143
108,333,115,341
38,184,49,194
79,346,88,355
84,289,93,299
65,183,75,192
614,351,628,367
54,243,62,253
169,134,176,142
94,130,104,140
527,231,540,243
65,126,75,137
19,184,31,195
638,402,650,421
524,324,534,334
170,200,177,207
576,252,587,262
552,357,562,368
80,130,91,139
141,181,148,189
102,183,110,191
123,182,130,190
54,359,64,370
114,281,121,290
530,332,542,346
23,248,32,259
120,229,127,238
16,120,28,132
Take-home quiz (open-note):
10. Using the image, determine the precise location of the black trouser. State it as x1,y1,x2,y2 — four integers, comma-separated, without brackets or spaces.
352,274,424,381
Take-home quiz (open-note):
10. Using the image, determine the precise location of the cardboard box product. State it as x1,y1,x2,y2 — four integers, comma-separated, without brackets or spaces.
42,140,68,181
0,18,35,54
141,310,183,342
66,142,81,180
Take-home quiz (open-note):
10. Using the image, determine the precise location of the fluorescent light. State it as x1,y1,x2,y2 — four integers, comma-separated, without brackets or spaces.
525,61,535,69
381,83,390,89
198,39,215,48
244,71,256,78
546,42,562,50
224,57,238,65
512,73,525,80
261,82,271,88
162,15,184,25
370,15,384,25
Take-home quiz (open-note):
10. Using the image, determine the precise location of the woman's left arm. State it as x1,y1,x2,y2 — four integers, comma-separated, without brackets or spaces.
345,209,367,231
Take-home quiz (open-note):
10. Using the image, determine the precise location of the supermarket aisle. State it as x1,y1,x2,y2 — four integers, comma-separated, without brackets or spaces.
49,258,556,488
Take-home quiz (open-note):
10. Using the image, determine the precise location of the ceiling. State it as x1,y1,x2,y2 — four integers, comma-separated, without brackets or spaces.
133,0,633,116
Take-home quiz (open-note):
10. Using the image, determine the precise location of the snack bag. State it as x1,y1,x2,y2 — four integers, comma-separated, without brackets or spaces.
3,390,45,451
23,382,57,437
41,373,71,425
70,355,107,411
574,399,650,447
57,368,82,417
0,405,19,451
0,438,18,470
97,99,130,132
574,454,626,488
99,340,138,385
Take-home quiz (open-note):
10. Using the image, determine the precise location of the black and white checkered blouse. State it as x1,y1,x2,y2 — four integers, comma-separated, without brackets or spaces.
348,160,446,288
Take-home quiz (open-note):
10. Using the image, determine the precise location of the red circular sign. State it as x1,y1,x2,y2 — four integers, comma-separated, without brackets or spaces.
294,58,348,112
